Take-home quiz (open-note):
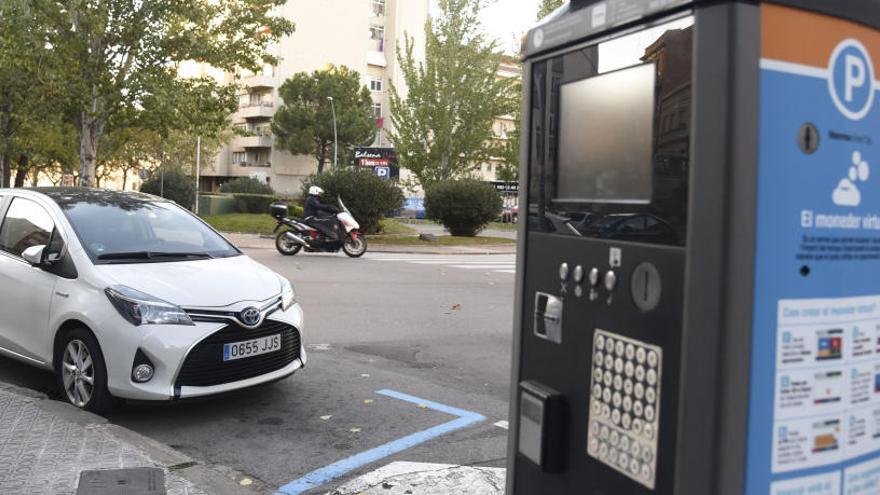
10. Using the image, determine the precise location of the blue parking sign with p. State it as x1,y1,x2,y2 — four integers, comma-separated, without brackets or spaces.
375,166,390,179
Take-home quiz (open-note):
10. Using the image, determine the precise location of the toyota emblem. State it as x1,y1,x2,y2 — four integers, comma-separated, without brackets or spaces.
239,307,262,327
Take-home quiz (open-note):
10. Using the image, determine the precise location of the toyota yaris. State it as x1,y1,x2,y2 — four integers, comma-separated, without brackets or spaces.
0,188,306,412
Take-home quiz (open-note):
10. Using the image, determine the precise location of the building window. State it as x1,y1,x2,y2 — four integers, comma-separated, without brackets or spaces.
369,25,384,41
232,152,246,164
372,102,382,119
370,77,383,92
370,0,385,16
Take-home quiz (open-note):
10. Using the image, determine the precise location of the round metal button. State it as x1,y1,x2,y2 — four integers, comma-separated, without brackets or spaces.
573,265,584,283
636,347,646,364
559,262,570,281
604,270,617,291
589,267,600,287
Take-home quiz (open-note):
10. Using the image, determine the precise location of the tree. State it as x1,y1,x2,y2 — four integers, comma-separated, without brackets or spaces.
272,65,375,174
0,0,69,187
389,0,517,190
34,0,294,187
537,0,566,20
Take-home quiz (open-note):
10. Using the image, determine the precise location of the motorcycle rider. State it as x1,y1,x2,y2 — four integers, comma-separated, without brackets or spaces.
303,186,339,239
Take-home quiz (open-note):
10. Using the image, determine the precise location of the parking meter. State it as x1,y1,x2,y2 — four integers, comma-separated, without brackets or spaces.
507,1,880,494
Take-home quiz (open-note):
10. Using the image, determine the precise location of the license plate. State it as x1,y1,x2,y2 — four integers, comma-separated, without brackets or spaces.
223,334,282,362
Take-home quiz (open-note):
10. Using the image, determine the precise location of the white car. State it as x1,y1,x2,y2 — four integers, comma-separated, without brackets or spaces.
0,188,306,412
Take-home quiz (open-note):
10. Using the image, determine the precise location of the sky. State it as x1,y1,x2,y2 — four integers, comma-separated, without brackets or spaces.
479,0,540,54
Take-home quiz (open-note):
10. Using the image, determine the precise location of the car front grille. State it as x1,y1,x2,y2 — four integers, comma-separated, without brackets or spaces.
175,320,301,388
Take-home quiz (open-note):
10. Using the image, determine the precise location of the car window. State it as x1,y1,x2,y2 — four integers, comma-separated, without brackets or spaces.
0,198,55,258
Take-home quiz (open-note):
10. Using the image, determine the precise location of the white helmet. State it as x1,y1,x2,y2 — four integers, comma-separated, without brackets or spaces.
309,186,324,196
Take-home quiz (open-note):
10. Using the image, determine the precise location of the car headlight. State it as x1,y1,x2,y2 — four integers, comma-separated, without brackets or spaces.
105,285,194,326
280,279,296,311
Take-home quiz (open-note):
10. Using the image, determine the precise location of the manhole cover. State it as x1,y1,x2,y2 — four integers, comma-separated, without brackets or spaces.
77,468,166,495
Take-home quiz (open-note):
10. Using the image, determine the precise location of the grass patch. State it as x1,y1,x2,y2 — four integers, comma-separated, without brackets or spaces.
396,218,517,232
202,213,277,235
369,235,515,246
378,218,417,235
203,214,417,236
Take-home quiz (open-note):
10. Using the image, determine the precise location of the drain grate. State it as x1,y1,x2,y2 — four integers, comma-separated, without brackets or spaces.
77,468,166,495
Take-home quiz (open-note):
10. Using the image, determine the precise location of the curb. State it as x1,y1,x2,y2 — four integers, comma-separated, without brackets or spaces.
226,234,517,255
0,382,269,495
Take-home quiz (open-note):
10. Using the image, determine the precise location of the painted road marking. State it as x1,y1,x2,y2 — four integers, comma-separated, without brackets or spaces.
372,256,516,275
275,390,486,495
494,420,509,430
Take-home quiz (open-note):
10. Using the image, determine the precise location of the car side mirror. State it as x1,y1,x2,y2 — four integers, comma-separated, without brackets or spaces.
21,245,46,266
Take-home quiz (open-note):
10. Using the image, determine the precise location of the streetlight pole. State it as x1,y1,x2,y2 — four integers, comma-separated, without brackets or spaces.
327,96,338,168
195,135,201,214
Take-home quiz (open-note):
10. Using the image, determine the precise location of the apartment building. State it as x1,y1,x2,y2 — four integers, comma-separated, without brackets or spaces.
476,57,523,183
202,0,429,194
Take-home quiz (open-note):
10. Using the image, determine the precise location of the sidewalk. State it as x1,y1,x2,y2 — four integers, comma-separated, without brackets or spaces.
326,462,505,495
0,384,261,495
222,233,517,255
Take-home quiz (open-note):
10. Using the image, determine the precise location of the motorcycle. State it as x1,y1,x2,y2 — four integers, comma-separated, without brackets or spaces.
270,198,368,258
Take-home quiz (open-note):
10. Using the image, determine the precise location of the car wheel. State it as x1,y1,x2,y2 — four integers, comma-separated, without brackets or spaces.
56,328,116,413
276,230,303,256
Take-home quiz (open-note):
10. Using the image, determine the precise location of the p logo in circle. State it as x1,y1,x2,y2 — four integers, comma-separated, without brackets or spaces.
828,38,875,121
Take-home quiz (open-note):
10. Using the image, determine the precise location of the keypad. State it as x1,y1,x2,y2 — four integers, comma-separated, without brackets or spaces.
587,329,662,490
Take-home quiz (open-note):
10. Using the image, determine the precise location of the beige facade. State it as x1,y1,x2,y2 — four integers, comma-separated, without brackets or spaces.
203,0,430,195
475,58,522,183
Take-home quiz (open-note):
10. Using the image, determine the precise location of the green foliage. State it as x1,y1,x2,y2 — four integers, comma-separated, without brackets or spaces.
140,169,196,209
220,177,275,195
537,0,566,20
301,167,404,234
273,65,375,174
389,0,518,190
232,193,276,214
424,180,503,236
30,0,293,186
288,204,304,218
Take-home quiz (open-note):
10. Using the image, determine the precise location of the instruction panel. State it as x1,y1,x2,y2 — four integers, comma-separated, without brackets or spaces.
748,4,880,495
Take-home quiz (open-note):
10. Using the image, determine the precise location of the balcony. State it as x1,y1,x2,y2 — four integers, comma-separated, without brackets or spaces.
232,134,273,148
238,161,272,168
237,101,275,119
241,74,275,90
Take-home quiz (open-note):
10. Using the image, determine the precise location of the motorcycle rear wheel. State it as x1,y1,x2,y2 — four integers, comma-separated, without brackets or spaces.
276,231,303,256
343,235,367,258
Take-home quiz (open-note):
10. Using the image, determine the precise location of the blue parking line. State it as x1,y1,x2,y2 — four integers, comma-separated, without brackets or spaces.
275,389,486,495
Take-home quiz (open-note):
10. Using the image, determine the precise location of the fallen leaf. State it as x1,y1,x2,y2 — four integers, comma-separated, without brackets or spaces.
320,415,332,421
239,478,253,486
350,427,361,433
451,304,461,311
364,399,374,404
418,403,428,409
360,373,370,378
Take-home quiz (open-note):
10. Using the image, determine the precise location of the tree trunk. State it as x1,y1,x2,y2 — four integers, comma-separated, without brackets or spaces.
13,154,28,188
122,168,128,191
0,152,7,188
31,168,39,187
78,99,105,188
317,143,327,174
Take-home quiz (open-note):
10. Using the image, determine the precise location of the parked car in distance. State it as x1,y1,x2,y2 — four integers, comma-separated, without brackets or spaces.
0,188,305,412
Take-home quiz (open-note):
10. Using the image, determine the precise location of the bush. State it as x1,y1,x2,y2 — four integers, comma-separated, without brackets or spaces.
220,177,274,195
301,167,404,234
140,169,196,209
232,193,276,214
424,179,503,236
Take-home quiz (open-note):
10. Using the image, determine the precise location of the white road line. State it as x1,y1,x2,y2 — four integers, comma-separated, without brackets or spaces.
409,261,512,265
450,265,516,270
494,420,509,430
495,270,516,274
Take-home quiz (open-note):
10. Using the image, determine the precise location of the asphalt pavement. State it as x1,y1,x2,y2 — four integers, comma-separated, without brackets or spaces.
0,248,517,494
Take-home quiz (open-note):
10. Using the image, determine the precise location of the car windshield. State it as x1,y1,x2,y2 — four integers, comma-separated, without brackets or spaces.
60,198,239,264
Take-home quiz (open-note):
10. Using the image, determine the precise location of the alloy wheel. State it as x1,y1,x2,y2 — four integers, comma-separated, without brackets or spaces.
61,340,94,408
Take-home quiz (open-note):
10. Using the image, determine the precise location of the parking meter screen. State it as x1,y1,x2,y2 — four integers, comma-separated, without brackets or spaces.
526,16,693,246
557,64,655,204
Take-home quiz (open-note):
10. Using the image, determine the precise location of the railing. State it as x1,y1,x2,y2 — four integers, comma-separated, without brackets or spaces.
238,101,274,109
238,161,272,168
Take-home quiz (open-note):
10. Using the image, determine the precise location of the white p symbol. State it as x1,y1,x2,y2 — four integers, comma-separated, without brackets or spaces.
845,54,866,102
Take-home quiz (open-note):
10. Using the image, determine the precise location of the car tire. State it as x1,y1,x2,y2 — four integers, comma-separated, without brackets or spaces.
55,327,116,413
276,230,303,256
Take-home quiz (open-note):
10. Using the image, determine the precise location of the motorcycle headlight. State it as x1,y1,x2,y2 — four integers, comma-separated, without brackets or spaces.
105,286,194,326
280,279,296,311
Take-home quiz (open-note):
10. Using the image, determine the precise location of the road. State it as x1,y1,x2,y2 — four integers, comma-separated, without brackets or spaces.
0,248,517,494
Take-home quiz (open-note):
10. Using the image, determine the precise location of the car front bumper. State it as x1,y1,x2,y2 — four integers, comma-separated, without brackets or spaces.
103,302,306,401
